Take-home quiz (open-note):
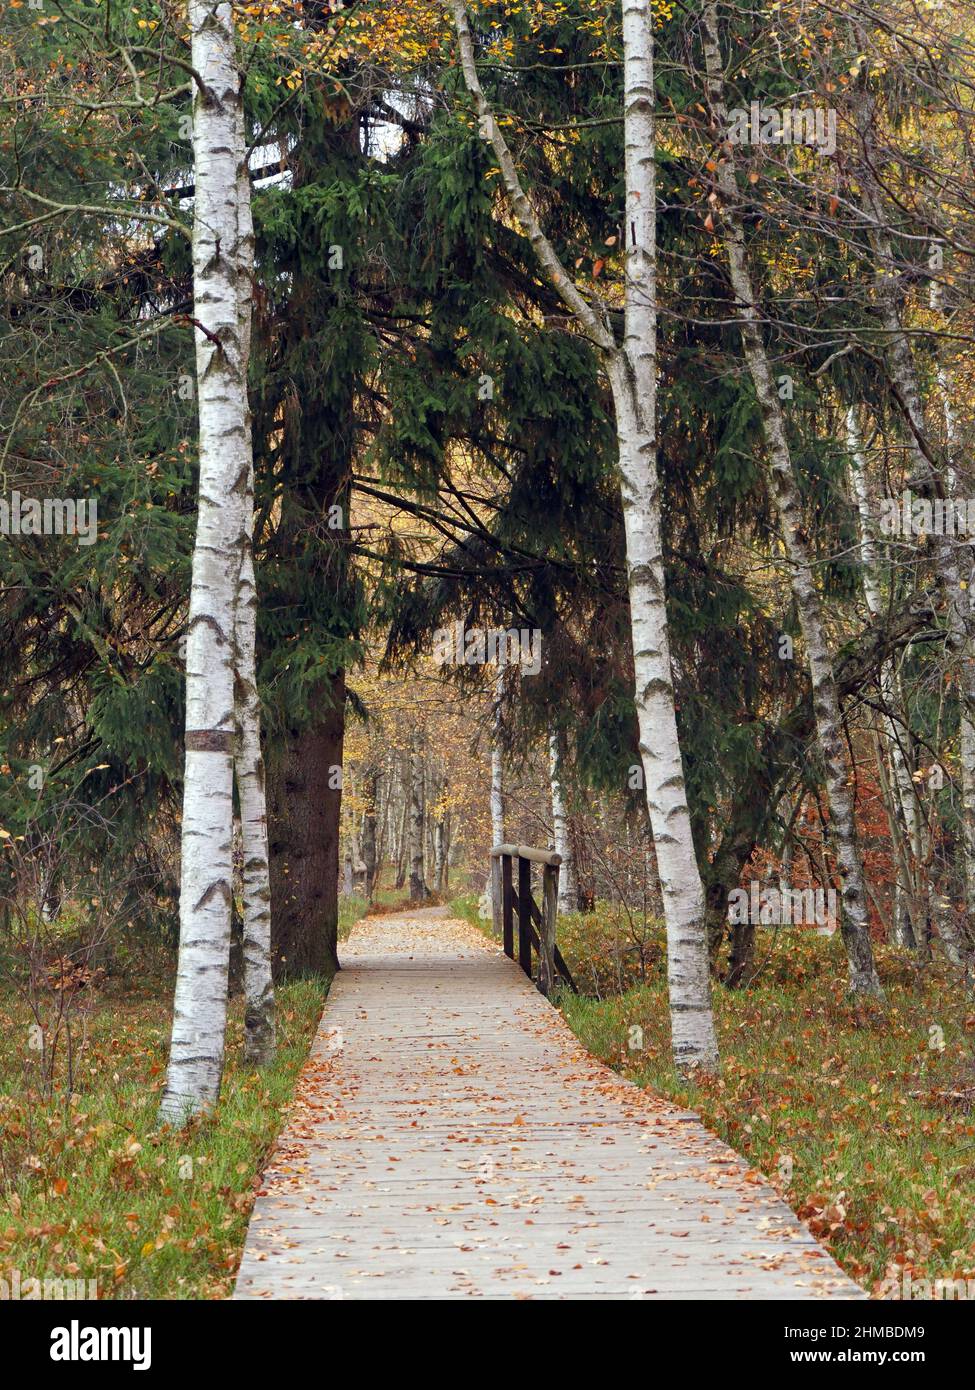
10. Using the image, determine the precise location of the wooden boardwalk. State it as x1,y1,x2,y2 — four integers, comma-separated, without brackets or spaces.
234,908,863,1300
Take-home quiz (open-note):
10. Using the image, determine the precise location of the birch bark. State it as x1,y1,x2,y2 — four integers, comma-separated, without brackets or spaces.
852,106,972,961
408,730,428,904
846,408,920,950
394,758,409,889
548,728,577,912
361,769,378,901
489,669,505,932
433,773,448,894
929,248,975,950
449,0,718,1069
701,1,881,994
229,94,275,1066
160,0,250,1120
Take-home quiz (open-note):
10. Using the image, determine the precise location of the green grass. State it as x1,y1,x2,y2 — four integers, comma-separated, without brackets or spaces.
453,890,975,1294
0,884,408,1300
338,882,409,941
15,889,968,1299
0,976,327,1299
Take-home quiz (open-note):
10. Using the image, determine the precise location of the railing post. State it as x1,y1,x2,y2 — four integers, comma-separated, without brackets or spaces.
539,862,559,997
491,844,572,991
517,854,532,977
501,852,514,960
490,852,502,940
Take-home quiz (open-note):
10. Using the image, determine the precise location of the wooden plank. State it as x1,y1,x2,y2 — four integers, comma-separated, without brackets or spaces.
491,843,562,866
234,908,864,1302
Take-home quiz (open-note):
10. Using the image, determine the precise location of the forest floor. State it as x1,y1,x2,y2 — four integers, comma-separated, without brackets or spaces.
0,891,382,1299
452,895,975,1297
4,885,973,1299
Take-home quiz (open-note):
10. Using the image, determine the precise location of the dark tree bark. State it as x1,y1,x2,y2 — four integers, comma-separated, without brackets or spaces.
266,671,345,979
725,922,756,989
362,768,378,901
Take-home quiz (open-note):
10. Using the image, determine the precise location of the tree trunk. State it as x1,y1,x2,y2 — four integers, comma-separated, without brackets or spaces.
854,100,975,958
449,0,719,1071
490,671,505,928
231,95,274,1068
160,0,249,1122
433,785,447,895
725,921,756,989
266,672,344,978
394,768,409,891
846,408,921,951
606,1,718,1069
236,532,274,1069
701,1,881,996
408,730,428,904
930,247,975,954
548,728,578,913
361,768,378,901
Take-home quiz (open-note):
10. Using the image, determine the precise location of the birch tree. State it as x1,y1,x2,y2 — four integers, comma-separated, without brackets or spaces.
160,0,253,1120
449,0,718,1070
432,770,448,894
231,91,275,1066
361,767,379,901
489,668,505,931
846,408,921,949
700,0,882,996
849,90,973,962
408,728,429,903
929,244,975,949
548,728,578,913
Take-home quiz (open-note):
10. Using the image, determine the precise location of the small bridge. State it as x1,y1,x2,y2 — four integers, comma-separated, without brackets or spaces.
234,898,863,1300
489,843,575,996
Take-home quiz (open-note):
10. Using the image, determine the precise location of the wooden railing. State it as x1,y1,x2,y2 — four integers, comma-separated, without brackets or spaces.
489,844,576,997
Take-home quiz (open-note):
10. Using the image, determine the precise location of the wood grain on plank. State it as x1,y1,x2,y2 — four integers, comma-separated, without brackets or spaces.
234,908,864,1301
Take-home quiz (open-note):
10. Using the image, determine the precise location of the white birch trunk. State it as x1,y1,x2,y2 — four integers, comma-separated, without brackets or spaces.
362,769,379,901
342,852,354,897
846,409,920,950
490,671,505,848
929,248,975,952
394,757,409,888
490,745,504,849
230,91,275,1067
616,0,716,1071
548,728,577,912
854,127,972,961
449,0,718,1070
489,670,505,931
160,0,249,1121
433,774,447,894
408,730,428,904
236,530,275,1060
702,2,881,994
